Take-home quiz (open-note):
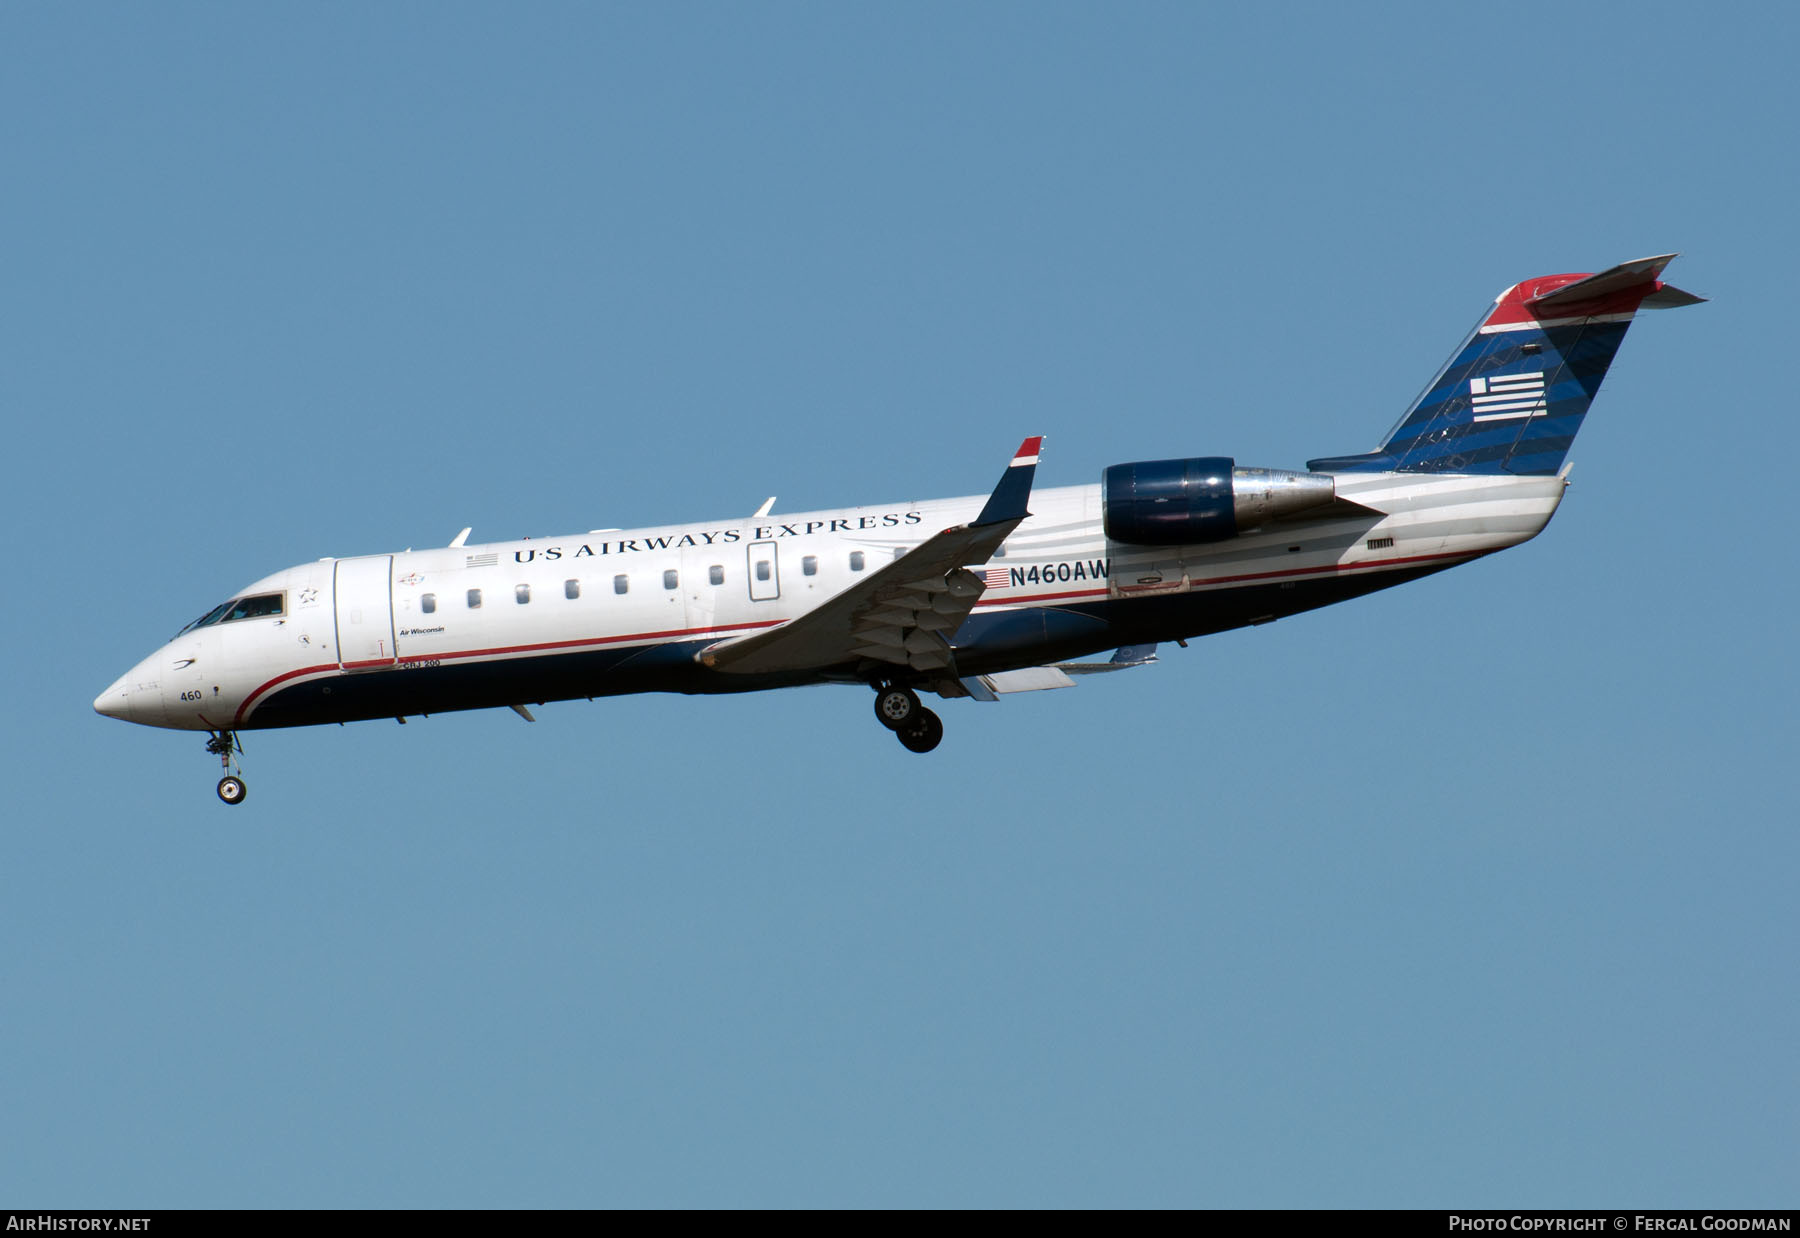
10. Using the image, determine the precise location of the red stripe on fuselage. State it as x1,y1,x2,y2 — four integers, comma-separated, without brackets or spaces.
234,618,785,724
234,661,340,725
972,547,1479,609
235,550,1473,724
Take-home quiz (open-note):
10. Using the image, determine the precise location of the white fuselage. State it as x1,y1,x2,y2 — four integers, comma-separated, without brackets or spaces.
94,471,1567,733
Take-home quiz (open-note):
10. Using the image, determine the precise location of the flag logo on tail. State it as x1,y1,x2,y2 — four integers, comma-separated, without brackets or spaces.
1470,372,1547,422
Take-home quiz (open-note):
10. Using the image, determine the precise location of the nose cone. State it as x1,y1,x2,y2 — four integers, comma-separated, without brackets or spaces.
93,652,167,727
94,677,133,719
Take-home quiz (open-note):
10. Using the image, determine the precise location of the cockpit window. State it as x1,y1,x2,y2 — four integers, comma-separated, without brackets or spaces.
178,601,234,635
223,593,285,622
176,592,285,636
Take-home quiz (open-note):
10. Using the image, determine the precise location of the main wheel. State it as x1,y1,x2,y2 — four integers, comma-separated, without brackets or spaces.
873,686,920,730
896,707,944,753
217,775,248,805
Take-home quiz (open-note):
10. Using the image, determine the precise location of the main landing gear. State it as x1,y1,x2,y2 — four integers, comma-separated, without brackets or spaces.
206,730,247,805
871,683,944,754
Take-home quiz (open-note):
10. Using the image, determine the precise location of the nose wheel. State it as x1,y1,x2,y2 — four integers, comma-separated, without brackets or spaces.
206,730,248,805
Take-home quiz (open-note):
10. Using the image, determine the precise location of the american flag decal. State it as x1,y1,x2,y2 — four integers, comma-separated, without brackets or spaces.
982,567,1010,590
1469,371,1548,422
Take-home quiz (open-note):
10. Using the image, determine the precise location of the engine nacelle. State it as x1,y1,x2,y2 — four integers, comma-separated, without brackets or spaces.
1101,457,1337,545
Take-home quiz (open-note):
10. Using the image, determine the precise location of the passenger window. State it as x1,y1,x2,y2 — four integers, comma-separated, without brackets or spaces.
565,579,580,600
467,588,482,609
515,584,531,604
421,594,436,614
849,551,865,572
614,575,629,595
663,570,679,590
708,565,724,586
893,547,906,561
802,556,818,576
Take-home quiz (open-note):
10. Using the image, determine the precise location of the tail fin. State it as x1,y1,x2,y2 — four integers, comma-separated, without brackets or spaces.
1308,254,1703,476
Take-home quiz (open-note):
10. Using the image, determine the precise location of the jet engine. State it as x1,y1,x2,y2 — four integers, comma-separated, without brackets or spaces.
1101,457,1337,545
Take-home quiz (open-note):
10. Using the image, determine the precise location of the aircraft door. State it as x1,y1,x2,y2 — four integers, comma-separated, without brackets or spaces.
682,544,718,631
333,555,397,670
747,541,780,602
1106,543,1194,600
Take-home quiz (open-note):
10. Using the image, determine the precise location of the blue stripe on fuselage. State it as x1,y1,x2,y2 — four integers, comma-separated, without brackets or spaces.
243,562,1464,728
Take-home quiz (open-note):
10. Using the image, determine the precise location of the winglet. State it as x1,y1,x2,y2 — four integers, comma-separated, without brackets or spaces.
973,436,1044,527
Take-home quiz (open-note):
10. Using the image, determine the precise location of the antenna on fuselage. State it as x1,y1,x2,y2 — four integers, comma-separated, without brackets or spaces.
753,497,776,518
449,527,472,548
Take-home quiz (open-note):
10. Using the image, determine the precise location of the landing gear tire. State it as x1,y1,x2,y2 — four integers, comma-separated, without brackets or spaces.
896,707,943,753
873,686,921,730
207,731,246,804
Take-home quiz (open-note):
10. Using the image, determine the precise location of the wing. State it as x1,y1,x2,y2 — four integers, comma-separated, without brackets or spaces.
696,437,1043,678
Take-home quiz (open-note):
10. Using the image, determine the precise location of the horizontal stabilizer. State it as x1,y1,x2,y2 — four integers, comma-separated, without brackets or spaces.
1524,253,1679,313
959,666,1077,701
1639,284,1707,309
1060,644,1159,675
962,645,1159,701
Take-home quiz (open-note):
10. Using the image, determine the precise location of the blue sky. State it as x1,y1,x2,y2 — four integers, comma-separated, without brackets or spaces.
5,2,1794,1207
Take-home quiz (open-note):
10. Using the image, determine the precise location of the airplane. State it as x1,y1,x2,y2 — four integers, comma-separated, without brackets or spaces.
95,254,1702,804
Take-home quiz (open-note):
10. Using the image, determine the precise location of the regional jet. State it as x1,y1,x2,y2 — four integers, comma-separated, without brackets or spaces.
95,255,1701,803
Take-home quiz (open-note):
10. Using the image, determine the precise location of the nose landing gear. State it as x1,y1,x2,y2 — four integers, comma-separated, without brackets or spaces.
206,731,247,805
